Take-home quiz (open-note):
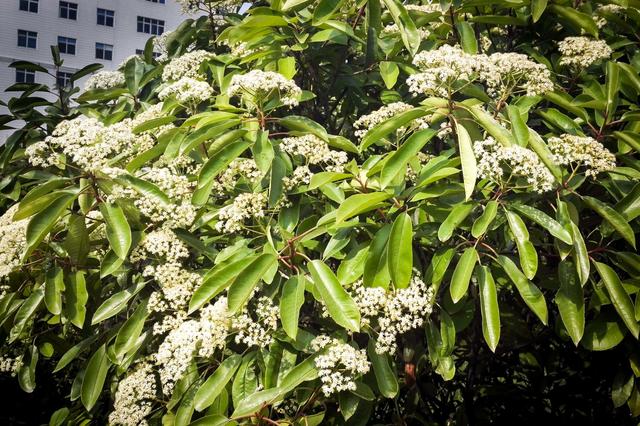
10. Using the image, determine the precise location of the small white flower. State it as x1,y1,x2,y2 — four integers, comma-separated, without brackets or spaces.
548,134,616,178
310,336,370,396
280,134,347,172
558,37,612,69
228,70,301,108
159,77,214,105
84,71,125,91
162,50,214,82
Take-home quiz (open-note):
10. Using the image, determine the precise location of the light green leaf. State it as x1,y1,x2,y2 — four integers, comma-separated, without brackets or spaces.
92,281,146,325
380,0,421,55
478,266,500,352
505,210,538,279
280,275,306,340
335,192,392,223
380,129,436,188
99,203,132,259
66,271,88,329
387,212,413,289
25,192,76,256
44,267,64,315
380,61,400,89
556,262,584,346
227,254,278,314
583,196,635,249
511,204,572,244
454,120,476,200
438,202,473,242
498,255,548,325
81,345,110,411
308,260,360,331
194,355,242,412
450,247,478,303
471,201,497,238
367,339,398,398
456,21,478,54
114,300,148,362
531,0,548,22
594,261,640,339
9,288,44,343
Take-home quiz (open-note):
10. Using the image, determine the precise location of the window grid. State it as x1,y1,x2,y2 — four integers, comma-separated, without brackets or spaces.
58,36,76,55
97,8,115,27
56,71,73,88
59,1,77,20
137,16,165,35
96,43,113,61
146,0,166,3
19,0,38,13
137,48,162,59
16,68,36,84
17,30,37,49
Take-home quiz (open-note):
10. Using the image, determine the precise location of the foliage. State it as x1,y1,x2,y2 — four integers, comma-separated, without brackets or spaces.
1,0,640,424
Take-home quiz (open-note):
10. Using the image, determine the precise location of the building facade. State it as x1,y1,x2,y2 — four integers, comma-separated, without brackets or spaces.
0,0,194,105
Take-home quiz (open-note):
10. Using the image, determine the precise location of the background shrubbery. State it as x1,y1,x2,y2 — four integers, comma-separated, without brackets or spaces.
1,0,640,424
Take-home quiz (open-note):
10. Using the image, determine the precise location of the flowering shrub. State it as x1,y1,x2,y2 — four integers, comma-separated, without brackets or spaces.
1,0,640,424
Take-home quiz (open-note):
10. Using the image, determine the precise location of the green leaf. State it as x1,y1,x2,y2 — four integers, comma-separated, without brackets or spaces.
605,62,620,119
44,267,64,315
380,129,436,188
594,262,640,339
425,247,455,290
380,61,400,89
66,271,88,329
132,116,176,134
9,60,48,73
471,201,497,238
15,186,74,220
227,254,278,314
313,0,345,24
498,256,548,325
450,247,478,303
116,174,171,207
478,266,500,352
507,105,529,147
99,203,132,259
124,57,145,94
505,210,538,279
360,107,432,150
335,192,392,223
9,288,44,343
253,130,274,175
454,120,476,200
92,281,146,325
381,0,421,55
548,4,598,37
531,0,548,22
71,63,103,82
194,355,242,412
198,139,251,189
189,256,256,314
114,300,148,362
581,315,626,351
438,202,473,242
456,21,478,54
308,260,360,332
387,212,413,289
363,225,392,288
556,262,584,346
279,116,329,141
511,204,572,244
583,196,636,249
64,214,89,265
612,371,635,408
527,128,563,181
81,345,110,411
25,192,76,256
280,275,306,340
367,340,398,398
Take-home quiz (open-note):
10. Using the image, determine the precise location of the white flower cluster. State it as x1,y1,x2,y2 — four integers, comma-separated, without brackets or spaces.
162,50,214,82
597,4,624,14
153,31,173,62
131,228,189,264
215,192,267,233
404,3,441,13
84,71,125,91
228,70,302,108
311,336,370,396
283,166,313,191
108,361,157,426
25,117,147,171
132,103,175,136
548,134,616,178
212,158,261,195
408,45,483,97
406,152,434,183
108,166,196,229
352,275,436,354
0,354,23,376
280,135,348,172
155,297,230,395
353,102,420,140
176,0,242,15
474,137,555,193
232,296,279,347
159,77,214,106
558,37,612,69
482,52,554,97
145,263,201,314
382,23,430,39
0,205,28,279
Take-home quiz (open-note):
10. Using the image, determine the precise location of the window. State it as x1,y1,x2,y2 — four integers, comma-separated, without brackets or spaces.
137,16,165,35
56,71,73,88
97,8,114,26
59,1,77,20
19,0,38,13
15,68,36,84
146,0,166,3
95,43,113,60
58,36,76,55
136,48,162,59
17,30,37,48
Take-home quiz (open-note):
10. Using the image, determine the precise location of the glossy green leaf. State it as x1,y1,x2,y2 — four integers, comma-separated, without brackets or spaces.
25,192,76,256
335,192,392,223
81,345,110,411
114,300,148,362
280,275,306,339
9,288,44,343
387,212,413,289
505,210,538,279
66,271,88,329
594,261,640,339
367,339,398,398
556,262,585,346
471,201,497,238
381,0,421,55
450,247,478,303
583,196,635,249
454,120,476,201
194,355,242,412
511,204,572,244
308,260,360,331
438,202,473,242
380,129,436,188
531,0,548,22
498,255,548,325
44,267,64,315
227,254,278,314
478,266,500,352
363,225,392,288
99,203,132,259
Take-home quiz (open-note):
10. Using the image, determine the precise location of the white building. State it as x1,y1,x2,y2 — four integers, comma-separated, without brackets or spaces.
0,0,195,108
